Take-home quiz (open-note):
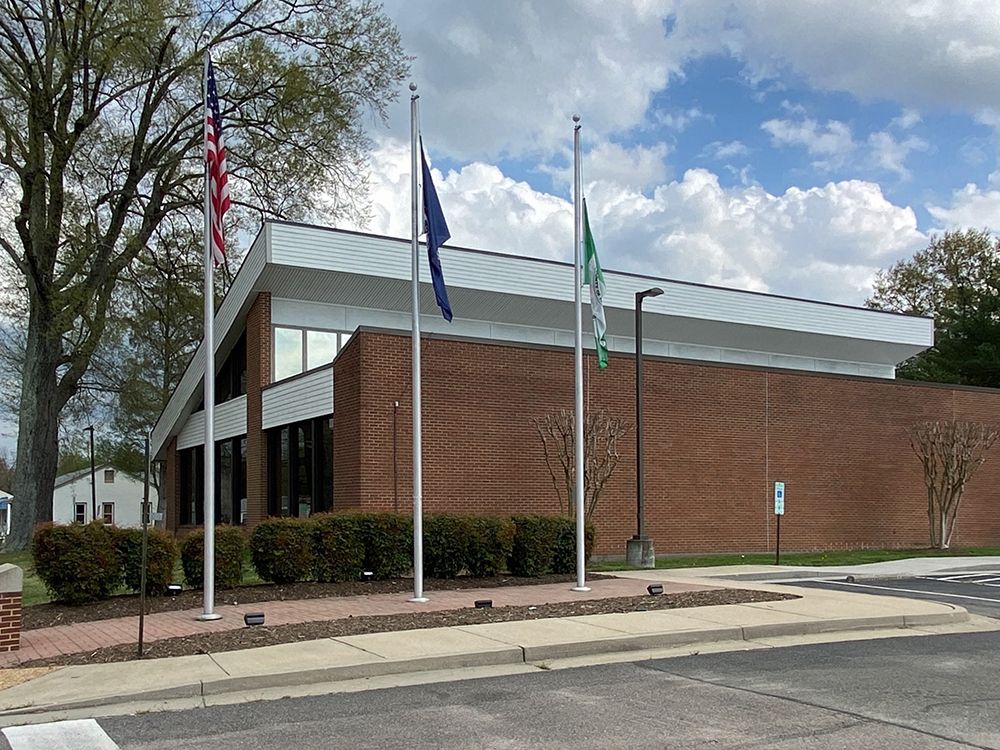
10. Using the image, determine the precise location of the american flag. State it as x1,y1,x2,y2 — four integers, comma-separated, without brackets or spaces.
205,58,230,265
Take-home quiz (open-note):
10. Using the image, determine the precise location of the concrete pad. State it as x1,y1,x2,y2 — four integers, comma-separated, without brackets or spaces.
459,617,742,660
668,603,817,627
565,610,731,634
0,654,222,713
203,638,384,694
336,627,524,672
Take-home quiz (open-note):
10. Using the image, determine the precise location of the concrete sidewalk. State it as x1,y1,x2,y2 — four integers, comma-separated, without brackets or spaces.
0,581,973,723
1,576,694,667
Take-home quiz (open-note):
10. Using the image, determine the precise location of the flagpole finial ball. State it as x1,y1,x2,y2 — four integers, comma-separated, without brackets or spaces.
409,82,417,92
572,114,580,123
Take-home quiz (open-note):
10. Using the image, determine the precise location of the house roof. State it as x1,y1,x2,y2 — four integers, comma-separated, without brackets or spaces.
54,464,139,490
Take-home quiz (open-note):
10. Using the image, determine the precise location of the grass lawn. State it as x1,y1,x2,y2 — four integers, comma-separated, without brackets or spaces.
0,550,51,607
588,546,1000,572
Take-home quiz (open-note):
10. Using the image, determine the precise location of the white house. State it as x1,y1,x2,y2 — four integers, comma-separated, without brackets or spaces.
52,464,145,528
0,490,11,538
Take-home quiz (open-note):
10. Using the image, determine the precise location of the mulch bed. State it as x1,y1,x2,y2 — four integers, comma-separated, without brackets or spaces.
22,573,613,631
16,588,796,668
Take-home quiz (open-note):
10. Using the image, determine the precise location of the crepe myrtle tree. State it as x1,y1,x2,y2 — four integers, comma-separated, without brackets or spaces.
532,408,630,521
0,0,408,549
909,419,998,549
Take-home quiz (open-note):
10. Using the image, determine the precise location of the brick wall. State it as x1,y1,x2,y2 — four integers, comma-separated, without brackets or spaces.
347,329,1000,555
0,591,21,652
245,292,272,524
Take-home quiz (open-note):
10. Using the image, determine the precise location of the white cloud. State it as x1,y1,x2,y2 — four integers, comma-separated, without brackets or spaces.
355,140,925,305
669,1,1000,117
927,183,1000,231
654,107,713,131
867,131,929,179
580,142,671,190
382,0,678,159
761,118,856,170
702,140,751,160
890,108,922,130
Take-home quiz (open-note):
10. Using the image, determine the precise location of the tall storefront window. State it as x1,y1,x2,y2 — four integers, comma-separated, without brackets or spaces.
181,435,247,526
267,416,333,517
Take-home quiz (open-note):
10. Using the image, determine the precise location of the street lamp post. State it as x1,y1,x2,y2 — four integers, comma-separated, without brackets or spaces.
84,425,96,523
626,287,663,569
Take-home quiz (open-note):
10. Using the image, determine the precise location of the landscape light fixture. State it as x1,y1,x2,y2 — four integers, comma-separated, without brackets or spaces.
165,584,183,596
361,571,374,582
474,599,493,609
244,612,266,627
646,584,664,596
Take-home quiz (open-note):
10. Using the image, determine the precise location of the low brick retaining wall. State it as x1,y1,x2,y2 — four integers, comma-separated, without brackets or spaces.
0,564,23,652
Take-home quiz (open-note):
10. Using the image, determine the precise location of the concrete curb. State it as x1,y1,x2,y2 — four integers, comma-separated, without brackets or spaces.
0,604,968,719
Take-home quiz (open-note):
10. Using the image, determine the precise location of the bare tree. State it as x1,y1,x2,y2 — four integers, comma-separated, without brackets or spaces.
909,419,998,549
532,408,630,520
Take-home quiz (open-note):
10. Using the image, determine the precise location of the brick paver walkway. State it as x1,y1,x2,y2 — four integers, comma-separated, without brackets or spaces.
1,577,705,667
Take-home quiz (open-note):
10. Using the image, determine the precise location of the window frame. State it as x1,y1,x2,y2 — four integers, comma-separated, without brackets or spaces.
104,469,115,484
102,502,114,525
74,502,87,524
271,325,346,382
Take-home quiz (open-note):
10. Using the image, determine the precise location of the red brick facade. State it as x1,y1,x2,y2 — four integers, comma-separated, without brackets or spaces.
0,591,21,652
164,316,1000,556
332,329,1000,555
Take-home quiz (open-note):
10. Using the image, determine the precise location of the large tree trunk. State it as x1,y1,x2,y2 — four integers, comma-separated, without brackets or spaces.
7,308,64,550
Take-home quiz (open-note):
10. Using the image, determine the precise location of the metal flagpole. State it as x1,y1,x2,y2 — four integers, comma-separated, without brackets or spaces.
199,50,220,621
572,115,590,592
409,83,428,603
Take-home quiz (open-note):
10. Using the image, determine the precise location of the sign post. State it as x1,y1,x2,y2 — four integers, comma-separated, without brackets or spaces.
774,481,785,565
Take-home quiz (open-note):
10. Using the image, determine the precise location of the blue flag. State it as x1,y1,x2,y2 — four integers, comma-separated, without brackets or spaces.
420,141,453,322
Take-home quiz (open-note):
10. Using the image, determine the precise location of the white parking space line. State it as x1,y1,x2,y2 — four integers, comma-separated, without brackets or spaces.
816,580,1000,604
2,719,119,750
919,572,1000,581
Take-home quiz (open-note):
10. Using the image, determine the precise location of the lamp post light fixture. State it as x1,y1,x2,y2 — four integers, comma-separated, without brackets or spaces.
626,287,663,569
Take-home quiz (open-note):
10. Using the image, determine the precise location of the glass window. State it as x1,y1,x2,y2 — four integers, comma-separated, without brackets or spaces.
180,446,205,525
279,426,291,516
274,327,304,381
102,502,114,524
239,437,247,524
218,440,233,525
104,469,115,483
0,506,7,535
307,330,340,370
74,503,86,524
296,424,313,517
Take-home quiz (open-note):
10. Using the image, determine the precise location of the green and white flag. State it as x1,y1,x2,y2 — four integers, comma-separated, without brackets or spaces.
582,199,608,369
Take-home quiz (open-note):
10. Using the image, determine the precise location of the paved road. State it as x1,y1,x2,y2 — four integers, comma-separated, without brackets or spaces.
5,631,1000,749
781,570,1000,618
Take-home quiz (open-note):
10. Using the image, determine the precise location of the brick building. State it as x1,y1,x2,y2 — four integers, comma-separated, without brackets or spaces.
151,222,1000,556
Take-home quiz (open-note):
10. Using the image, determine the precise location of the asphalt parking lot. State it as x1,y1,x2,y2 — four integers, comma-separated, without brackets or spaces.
784,569,1000,618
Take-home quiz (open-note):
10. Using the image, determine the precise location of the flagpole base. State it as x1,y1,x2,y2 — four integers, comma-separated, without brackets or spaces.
571,586,592,593
408,596,429,603
197,613,223,621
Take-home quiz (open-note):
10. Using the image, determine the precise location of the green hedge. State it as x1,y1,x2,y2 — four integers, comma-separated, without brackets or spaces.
424,514,469,578
312,513,366,582
32,522,122,604
114,527,179,595
250,517,315,584
464,516,516,578
358,512,412,579
180,526,246,589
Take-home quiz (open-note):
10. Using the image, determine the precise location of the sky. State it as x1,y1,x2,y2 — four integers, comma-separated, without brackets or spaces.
344,0,1000,307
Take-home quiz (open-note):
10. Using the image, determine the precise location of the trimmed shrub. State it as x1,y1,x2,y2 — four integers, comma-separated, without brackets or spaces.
114,527,179,595
508,515,560,577
359,512,412,579
32,522,121,604
180,526,246,589
465,516,515,578
551,517,595,574
424,514,470,579
312,513,366,583
250,517,315,584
